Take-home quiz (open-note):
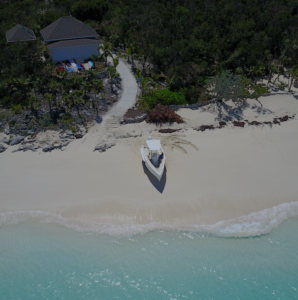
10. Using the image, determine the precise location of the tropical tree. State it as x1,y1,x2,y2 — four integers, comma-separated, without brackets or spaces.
267,63,278,86
125,46,136,65
69,90,84,116
288,67,298,92
91,79,104,107
98,41,113,65
274,66,285,84
207,71,244,102
140,77,155,97
112,56,119,68
107,65,117,81
45,93,55,112
81,80,92,101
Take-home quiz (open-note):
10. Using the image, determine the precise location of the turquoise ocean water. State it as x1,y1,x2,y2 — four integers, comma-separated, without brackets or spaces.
0,217,298,299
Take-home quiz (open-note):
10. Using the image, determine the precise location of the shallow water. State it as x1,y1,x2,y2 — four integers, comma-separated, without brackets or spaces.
1,218,298,299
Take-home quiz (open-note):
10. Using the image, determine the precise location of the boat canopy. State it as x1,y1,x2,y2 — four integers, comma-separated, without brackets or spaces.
146,139,161,151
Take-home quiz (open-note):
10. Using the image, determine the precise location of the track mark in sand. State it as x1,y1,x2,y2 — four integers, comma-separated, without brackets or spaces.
162,135,199,154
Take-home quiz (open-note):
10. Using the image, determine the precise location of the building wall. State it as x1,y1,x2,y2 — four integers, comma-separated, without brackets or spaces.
50,44,99,61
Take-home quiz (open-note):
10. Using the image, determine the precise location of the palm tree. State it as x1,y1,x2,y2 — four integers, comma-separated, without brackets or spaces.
81,80,92,101
288,67,298,92
71,76,83,90
84,69,96,82
267,63,278,86
112,56,119,68
140,77,155,97
45,93,54,112
91,79,104,108
98,41,113,65
125,45,136,65
274,66,285,84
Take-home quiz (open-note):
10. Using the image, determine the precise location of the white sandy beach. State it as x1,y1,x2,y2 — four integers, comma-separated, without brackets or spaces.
1,93,298,236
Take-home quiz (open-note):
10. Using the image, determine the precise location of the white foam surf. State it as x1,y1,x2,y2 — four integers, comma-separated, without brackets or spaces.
1,201,298,237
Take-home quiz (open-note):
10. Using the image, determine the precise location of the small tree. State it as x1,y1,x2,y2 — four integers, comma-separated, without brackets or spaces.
207,71,244,101
288,67,298,92
107,65,117,81
98,41,113,65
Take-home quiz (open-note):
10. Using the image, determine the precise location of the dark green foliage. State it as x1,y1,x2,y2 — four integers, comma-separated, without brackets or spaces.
207,72,244,101
0,0,298,112
104,0,298,92
61,114,73,123
12,105,22,115
140,89,186,111
71,0,111,22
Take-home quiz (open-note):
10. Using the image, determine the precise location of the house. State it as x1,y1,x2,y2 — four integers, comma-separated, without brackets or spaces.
6,24,36,42
40,16,102,62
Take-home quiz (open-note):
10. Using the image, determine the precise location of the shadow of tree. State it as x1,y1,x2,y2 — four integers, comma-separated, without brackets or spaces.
200,99,272,121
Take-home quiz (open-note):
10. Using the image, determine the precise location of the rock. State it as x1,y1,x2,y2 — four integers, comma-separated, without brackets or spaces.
0,143,7,153
10,136,24,145
233,121,245,127
94,140,116,152
219,121,227,127
65,130,73,135
42,145,54,152
273,118,280,124
75,134,83,139
59,113,65,118
12,144,39,153
1,137,10,144
54,143,61,148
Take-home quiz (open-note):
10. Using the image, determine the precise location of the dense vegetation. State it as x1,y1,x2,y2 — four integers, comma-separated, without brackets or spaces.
0,0,298,116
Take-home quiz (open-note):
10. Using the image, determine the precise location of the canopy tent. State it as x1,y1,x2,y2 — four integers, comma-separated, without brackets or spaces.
146,139,162,151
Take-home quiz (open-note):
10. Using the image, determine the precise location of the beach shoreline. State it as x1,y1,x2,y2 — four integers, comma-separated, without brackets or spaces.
1,94,298,236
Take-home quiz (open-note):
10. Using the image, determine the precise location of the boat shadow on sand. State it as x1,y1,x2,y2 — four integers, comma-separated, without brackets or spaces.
142,161,167,193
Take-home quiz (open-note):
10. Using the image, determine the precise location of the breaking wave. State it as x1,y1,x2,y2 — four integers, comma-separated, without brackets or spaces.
1,201,298,237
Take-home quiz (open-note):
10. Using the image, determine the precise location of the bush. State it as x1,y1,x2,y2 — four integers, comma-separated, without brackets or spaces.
72,0,110,22
9,120,16,126
12,105,22,115
140,89,187,111
0,112,6,121
61,114,73,123
207,71,244,101
146,104,184,124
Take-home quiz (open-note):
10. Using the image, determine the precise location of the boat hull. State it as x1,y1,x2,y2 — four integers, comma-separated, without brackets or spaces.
141,146,165,181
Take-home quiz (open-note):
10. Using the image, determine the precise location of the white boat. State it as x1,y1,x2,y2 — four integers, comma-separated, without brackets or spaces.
141,137,166,181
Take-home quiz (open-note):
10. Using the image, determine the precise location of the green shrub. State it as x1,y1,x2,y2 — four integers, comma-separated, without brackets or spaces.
140,89,187,111
61,114,73,123
12,105,22,115
0,112,6,121
277,82,287,91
